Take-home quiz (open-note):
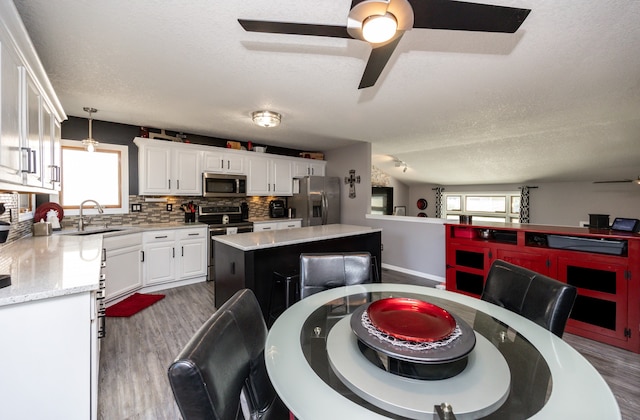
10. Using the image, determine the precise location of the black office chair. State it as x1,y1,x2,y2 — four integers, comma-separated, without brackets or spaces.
167,289,289,420
481,259,577,337
299,252,372,299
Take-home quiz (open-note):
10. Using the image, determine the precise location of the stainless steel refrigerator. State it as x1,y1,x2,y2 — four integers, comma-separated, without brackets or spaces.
290,176,340,226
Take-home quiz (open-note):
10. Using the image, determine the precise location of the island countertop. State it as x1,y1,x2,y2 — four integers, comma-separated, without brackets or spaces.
213,224,382,251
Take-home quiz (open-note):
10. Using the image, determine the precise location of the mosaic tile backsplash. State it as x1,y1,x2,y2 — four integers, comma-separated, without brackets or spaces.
0,194,285,248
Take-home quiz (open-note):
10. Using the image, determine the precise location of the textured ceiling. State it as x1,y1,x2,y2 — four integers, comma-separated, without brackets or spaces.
13,0,640,186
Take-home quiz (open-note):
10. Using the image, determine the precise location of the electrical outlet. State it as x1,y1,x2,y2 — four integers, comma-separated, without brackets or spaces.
166,204,173,211
131,204,142,212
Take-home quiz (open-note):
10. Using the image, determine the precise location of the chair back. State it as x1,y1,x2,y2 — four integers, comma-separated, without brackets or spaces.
299,252,371,299
167,289,288,420
481,260,577,337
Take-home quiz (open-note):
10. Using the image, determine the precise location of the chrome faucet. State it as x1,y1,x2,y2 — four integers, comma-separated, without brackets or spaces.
79,199,104,231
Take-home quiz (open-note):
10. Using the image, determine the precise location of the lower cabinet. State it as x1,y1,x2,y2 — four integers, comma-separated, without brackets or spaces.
142,226,207,287
104,232,143,302
0,292,99,419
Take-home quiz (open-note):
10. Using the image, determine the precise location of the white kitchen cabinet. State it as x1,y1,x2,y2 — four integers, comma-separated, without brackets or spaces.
0,42,23,184
143,230,177,285
104,232,143,302
293,159,326,177
176,227,207,279
246,155,293,196
135,138,202,195
40,100,61,190
23,75,42,187
202,149,245,174
0,292,98,420
277,220,301,230
142,226,207,287
253,219,301,231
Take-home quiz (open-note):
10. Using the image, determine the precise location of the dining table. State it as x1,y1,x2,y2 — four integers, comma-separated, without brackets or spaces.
264,283,620,419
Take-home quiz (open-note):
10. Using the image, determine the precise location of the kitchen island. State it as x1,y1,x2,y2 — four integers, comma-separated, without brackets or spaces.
213,224,382,319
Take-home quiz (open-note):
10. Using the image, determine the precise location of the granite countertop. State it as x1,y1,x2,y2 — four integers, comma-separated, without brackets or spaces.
213,224,382,251
0,223,209,308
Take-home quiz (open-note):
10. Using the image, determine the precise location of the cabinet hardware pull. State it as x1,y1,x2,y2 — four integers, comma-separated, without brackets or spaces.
177,180,180,190
155,235,168,239
188,233,199,236
182,246,184,257
141,250,145,262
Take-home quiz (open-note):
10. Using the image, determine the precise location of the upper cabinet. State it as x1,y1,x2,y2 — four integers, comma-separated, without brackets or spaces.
293,158,326,177
246,155,293,196
202,149,245,174
135,138,202,196
0,2,66,193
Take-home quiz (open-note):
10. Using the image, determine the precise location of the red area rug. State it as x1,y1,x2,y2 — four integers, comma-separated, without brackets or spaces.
106,293,165,317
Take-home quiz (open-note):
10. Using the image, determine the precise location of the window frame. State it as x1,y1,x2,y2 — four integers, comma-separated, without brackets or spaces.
443,191,521,223
60,140,129,216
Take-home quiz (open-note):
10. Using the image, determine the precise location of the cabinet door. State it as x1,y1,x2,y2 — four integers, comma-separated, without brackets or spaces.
40,101,55,189
557,257,628,342
23,76,42,187
0,45,23,184
292,161,309,177
246,155,270,195
225,154,245,174
271,158,292,195
139,145,171,194
178,238,207,279
144,241,175,285
51,119,61,190
445,243,491,297
309,161,325,176
174,149,201,194
202,150,225,172
105,244,143,300
496,249,551,276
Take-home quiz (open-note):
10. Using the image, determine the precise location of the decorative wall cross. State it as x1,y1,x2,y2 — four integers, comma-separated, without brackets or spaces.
344,169,361,199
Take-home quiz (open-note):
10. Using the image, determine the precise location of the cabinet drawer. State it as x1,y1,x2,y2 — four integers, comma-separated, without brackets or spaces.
177,227,207,240
278,221,301,230
104,232,142,250
143,230,176,243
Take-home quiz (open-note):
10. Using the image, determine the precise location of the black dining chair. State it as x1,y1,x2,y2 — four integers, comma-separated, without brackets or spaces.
481,259,577,337
299,252,372,299
167,289,290,420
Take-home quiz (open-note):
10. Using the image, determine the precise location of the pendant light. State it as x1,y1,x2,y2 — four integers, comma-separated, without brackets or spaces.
82,107,99,152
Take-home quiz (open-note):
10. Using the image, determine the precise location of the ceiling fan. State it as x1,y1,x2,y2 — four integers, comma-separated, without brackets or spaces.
238,0,531,89
594,177,640,185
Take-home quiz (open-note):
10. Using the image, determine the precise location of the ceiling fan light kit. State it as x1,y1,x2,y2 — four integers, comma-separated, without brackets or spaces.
252,110,281,128
239,0,530,89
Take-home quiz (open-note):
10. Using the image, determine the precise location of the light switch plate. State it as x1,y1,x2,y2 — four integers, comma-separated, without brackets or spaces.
166,204,173,211
131,204,142,212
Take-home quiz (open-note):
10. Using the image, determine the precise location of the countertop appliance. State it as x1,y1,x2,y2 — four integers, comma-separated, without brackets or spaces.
202,173,247,198
269,200,286,218
198,205,253,281
289,176,340,226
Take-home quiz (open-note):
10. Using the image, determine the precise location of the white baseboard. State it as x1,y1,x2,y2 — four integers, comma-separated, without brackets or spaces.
381,263,445,283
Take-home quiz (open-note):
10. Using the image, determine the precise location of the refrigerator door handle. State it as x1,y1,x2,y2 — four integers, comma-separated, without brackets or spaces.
321,192,328,225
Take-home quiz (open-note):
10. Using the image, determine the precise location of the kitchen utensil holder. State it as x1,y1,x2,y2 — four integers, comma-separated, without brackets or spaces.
185,213,196,223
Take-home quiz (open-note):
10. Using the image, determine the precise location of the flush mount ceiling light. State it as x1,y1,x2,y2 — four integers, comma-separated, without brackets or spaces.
81,107,99,152
361,13,398,43
252,110,281,128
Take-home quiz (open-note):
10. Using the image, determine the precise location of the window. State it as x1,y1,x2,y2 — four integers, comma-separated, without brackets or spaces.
60,140,129,215
444,192,521,222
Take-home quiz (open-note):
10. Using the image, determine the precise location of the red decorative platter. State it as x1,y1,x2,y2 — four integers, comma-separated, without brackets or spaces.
34,202,64,223
367,298,456,342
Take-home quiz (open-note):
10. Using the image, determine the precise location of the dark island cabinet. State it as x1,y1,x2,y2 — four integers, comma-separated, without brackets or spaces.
445,222,640,353
215,231,382,322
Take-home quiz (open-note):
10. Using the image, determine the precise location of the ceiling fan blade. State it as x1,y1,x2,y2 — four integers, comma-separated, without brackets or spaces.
358,34,404,89
238,19,351,38
409,0,531,33
593,179,633,184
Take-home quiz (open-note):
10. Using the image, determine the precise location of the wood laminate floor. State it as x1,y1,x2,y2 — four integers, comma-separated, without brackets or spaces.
98,269,640,419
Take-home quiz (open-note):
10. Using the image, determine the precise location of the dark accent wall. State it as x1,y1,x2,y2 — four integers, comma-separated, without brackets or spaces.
61,117,308,196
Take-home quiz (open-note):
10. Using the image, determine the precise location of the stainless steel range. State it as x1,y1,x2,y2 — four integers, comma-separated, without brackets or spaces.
198,205,253,281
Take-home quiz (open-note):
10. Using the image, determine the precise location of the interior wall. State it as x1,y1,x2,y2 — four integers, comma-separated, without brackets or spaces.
325,142,371,226
408,184,440,218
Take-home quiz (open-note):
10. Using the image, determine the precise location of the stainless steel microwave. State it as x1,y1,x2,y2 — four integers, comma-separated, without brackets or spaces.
202,173,247,197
